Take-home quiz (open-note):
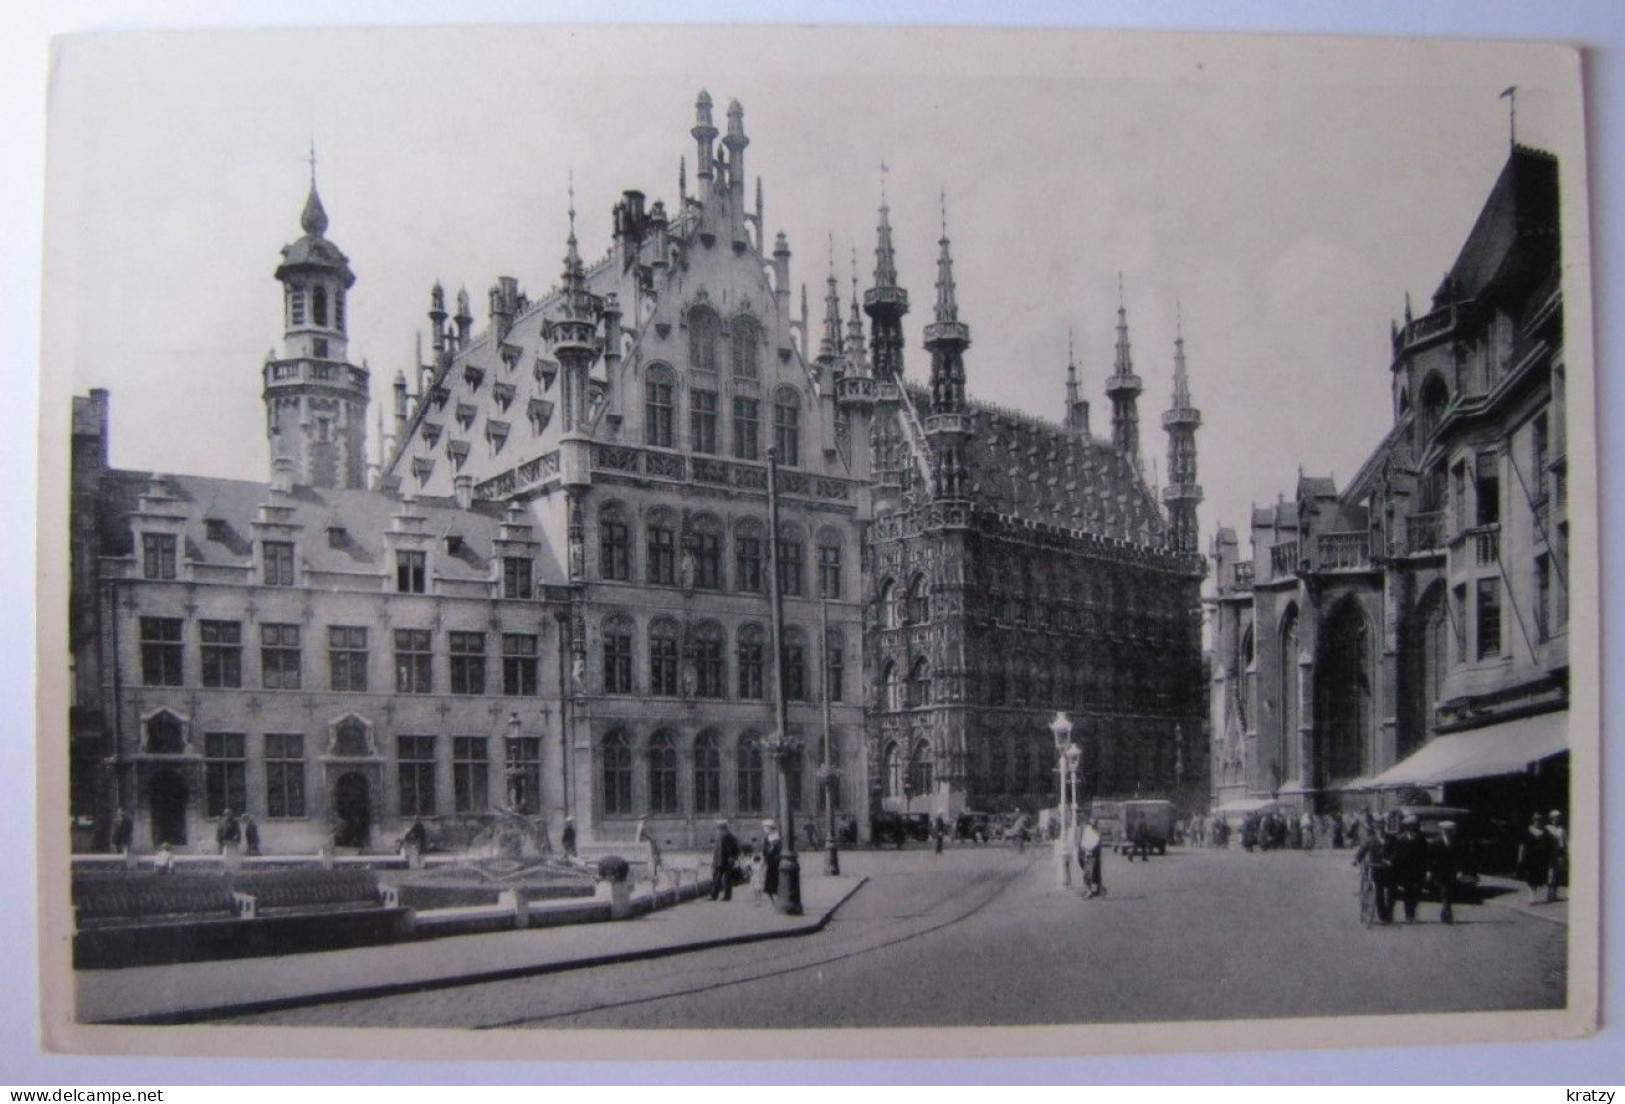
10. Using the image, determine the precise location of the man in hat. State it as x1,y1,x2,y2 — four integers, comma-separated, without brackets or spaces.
1391,814,1430,923
709,819,740,902
1431,820,1462,924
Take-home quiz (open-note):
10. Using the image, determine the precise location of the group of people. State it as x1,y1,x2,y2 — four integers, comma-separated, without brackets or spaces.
1352,813,1451,923
708,818,783,906
1517,810,1567,904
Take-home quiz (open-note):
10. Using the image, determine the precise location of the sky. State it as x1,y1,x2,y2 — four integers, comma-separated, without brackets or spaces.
44,27,1580,554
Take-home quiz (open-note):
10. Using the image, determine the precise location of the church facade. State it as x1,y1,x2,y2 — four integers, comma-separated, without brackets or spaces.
72,90,1209,854
1207,145,1567,823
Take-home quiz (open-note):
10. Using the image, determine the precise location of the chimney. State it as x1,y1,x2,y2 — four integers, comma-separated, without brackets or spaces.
454,474,474,511
271,455,296,495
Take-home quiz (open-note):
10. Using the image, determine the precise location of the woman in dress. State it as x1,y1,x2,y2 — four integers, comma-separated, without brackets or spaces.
761,820,783,901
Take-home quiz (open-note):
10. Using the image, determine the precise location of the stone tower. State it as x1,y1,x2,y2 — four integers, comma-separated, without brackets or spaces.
1105,278,1143,473
864,184,911,499
1162,318,1204,554
263,161,369,489
923,199,972,502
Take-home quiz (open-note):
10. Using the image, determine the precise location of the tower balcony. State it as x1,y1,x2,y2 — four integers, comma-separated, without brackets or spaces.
1105,373,1143,398
1402,510,1446,554
923,320,970,346
836,375,877,409
1161,406,1202,430
1314,530,1373,571
542,315,602,363
1162,483,1203,505
263,358,369,394
923,411,972,437
863,286,910,314
1268,539,1301,580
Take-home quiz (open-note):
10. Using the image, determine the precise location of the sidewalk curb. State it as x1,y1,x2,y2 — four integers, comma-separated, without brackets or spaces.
1474,878,1569,928
94,876,870,1026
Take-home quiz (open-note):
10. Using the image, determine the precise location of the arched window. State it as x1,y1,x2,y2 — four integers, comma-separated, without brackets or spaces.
905,573,930,624
313,285,329,327
1279,605,1301,786
907,656,931,708
736,734,765,813
688,307,720,373
775,523,804,598
881,659,902,712
694,621,726,699
773,387,801,467
602,731,633,816
602,614,634,695
1314,599,1372,788
737,624,766,699
1238,625,1255,731
144,711,187,754
599,503,632,581
908,740,934,797
649,730,679,815
816,528,843,600
884,741,903,798
782,626,808,701
693,731,722,814
1419,373,1449,441
644,363,676,448
647,508,678,587
649,618,680,696
690,514,723,590
730,314,760,379
878,577,899,629
734,519,766,594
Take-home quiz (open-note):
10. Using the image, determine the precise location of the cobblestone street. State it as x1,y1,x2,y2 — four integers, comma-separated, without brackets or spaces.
227,842,1567,1030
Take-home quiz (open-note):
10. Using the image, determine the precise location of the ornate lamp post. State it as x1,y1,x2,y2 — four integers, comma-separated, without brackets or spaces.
1050,711,1075,888
819,597,841,876
765,447,803,915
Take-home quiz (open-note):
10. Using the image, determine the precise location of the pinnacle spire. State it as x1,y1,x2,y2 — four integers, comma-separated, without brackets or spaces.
846,246,866,356
933,189,959,325
299,142,329,238
819,234,843,363
873,164,899,291
1172,312,1192,408
1113,274,1133,379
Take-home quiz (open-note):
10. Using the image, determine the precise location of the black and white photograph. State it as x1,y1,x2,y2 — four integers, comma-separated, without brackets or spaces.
32,20,1602,1066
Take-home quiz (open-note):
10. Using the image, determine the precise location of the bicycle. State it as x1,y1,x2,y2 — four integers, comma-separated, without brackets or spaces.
1358,858,1390,928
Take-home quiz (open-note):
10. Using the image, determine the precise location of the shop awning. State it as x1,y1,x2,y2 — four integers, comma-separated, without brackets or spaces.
1212,796,1277,815
1366,712,1568,789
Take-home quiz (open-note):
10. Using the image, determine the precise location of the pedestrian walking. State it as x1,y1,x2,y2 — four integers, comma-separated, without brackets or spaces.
242,813,261,856
1431,820,1462,924
710,818,740,901
1352,822,1396,923
1077,818,1105,898
110,806,133,854
1391,814,1429,922
762,820,783,901
933,814,947,854
215,808,241,855
561,816,577,859
1545,810,1566,903
1518,812,1552,904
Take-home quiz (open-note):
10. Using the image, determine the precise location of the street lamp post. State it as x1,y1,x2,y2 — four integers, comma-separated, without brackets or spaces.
819,597,840,876
765,447,803,915
1050,711,1075,889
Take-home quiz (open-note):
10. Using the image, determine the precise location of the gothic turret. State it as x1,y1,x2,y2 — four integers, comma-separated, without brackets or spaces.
1105,277,1144,472
818,238,844,374
547,196,604,436
1162,314,1204,554
692,90,718,184
864,177,911,498
923,196,972,501
263,156,368,489
1064,330,1090,438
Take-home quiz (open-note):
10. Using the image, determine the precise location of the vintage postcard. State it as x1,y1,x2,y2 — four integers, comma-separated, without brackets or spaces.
36,24,1597,1062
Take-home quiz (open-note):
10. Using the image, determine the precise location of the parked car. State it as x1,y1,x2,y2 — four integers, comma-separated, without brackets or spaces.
1120,799,1175,856
871,811,932,846
954,811,993,843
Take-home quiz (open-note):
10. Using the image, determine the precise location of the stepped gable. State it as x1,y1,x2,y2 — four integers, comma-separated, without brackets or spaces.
97,470,510,581
904,383,1167,545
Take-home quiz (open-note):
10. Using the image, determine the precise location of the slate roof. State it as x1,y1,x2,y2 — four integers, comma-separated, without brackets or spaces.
909,385,1167,544
1431,145,1558,308
98,470,515,583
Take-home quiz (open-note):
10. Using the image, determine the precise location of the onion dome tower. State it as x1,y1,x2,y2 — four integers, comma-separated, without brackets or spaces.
263,154,368,489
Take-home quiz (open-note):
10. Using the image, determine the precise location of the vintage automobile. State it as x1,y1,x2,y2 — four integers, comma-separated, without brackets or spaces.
954,811,994,842
870,810,933,846
1120,799,1176,856
1384,805,1480,896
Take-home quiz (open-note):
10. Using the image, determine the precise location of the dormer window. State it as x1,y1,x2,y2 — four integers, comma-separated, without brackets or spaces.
447,440,470,471
412,457,435,487
456,403,477,432
263,540,295,586
503,556,533,600
535,358,558,391
463,364,485,391
486,420,510,456
492,381,516,411
205,518,229,543
528,398,555,436
142,533,177,580
396,550,426,594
